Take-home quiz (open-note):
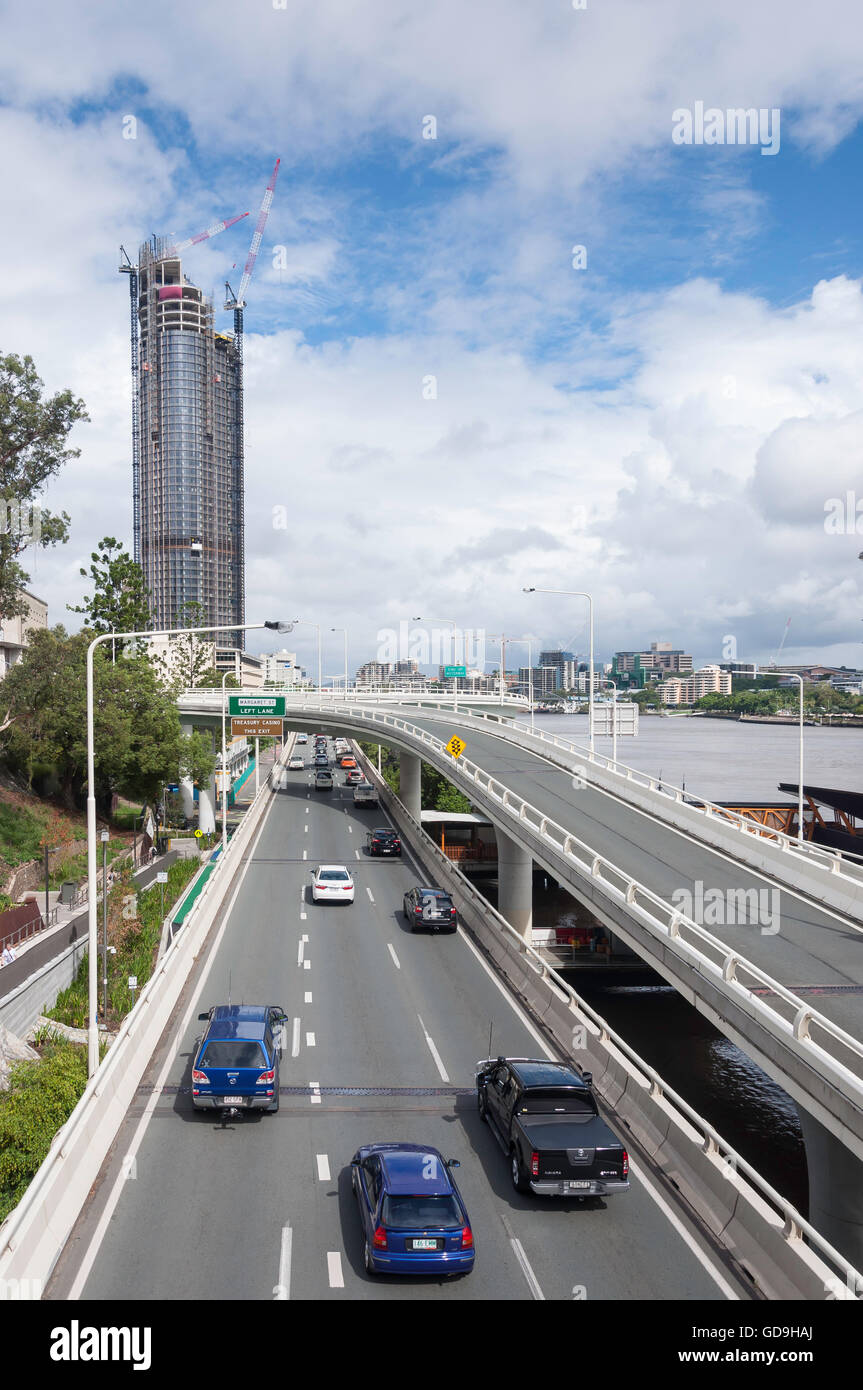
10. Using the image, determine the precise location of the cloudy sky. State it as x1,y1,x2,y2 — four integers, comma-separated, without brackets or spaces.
3,0,863,679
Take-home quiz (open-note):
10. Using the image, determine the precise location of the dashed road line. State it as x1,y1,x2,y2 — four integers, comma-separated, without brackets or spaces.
304,959,311,970
306,1032,316,1048
274,1224,292,1300
310,1081,321,1104
416,1013,449,1082
501,1214,545,1300
387,943,401,970
327,1252,344,1288
304,991,313,1003
366,887,375,903
316,1154,330,1182
297,938,305,967
291,1017,301,1057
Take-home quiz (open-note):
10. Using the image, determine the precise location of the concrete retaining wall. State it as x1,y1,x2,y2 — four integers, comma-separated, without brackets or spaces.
0,935,88,1039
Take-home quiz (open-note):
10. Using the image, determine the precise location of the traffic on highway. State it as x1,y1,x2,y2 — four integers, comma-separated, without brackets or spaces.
46,736,752,1301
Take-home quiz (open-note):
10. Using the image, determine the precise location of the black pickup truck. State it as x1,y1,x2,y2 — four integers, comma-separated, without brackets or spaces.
476,1056,629,1198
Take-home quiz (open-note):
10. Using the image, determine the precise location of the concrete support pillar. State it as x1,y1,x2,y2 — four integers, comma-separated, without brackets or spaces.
798,1107,863,1274
179,721,195,821
496,826,533,939
198,731,217,835
399,751,422,823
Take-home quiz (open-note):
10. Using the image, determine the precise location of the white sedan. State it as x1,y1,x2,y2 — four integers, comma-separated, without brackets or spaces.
311,865,355,904
288,756,305,770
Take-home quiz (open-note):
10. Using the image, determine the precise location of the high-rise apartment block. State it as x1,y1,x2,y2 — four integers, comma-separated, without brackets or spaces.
124,238,245,647
612,641,693,688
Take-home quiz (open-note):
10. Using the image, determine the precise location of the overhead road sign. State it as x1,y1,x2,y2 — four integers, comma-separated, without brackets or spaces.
231,717,284,737
444,666,466,679
229,695,285,717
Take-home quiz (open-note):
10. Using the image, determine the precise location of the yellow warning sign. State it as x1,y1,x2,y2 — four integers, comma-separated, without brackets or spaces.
445,735,466,759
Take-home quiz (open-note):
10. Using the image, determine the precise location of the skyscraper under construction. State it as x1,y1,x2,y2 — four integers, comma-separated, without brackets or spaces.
121,233,246,647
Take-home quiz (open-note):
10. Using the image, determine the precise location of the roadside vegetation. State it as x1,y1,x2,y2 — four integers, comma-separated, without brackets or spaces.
358,741,473,813
0,1038,89,1222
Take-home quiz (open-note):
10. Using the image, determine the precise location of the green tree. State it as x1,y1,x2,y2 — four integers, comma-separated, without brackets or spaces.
154,600,218,690
0,352,87,621
179,729,216,791
67,537,152,651
2,626,181,813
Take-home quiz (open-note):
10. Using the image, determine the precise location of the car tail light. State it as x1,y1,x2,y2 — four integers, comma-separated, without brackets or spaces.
372,1226,388,1250
460,1226,474,1250
450,908,457,917
530,1151,540,1177
192,1069,209,1085
342,885,352,890
415,907,423,915
256,1069,276,1085
622,1149,629,1177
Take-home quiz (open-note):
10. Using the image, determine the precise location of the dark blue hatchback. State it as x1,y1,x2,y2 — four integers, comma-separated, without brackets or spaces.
351,1142,475,1276
192,1004,287,1113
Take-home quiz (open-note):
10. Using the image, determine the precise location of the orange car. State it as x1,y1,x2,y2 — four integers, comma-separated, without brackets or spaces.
339,755,357,769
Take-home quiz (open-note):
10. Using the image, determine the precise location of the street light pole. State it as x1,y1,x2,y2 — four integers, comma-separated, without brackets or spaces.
599,678,618,764
414,617,458,713
221,669,230,856
787,674,805,844
86,617,289,1077
331,627,348,697
506,637,535,733
523,587,595,753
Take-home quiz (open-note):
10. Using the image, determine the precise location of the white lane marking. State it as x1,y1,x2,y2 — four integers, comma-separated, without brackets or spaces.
306,1032,316,1047
304,991,313,1003
302,849,307,860
347,826,352,834
302,934,309,943
305,807,310,814
416,1012,449,1082
304,824,308,833
454,903,740,1299
366,887,375,903
274,1224,292,1300
310,1081,321,1104
500,1213,545,1300
304,958,311,970
300,911,307,921
327,1252,344,1288
291,1017,301,1057
387,943,401,970
316,1154,330,1182
354,849,360,860
297,938,305,967
67,783,278,1300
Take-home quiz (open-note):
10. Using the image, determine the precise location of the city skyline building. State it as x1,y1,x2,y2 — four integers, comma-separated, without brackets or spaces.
122,236,245,647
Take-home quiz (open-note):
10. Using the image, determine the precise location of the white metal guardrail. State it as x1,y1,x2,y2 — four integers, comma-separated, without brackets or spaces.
265,699,863,1105
356,747,862,1300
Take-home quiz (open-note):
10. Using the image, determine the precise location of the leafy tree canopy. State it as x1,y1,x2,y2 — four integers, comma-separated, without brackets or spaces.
68,537,152,651
0,352,87,621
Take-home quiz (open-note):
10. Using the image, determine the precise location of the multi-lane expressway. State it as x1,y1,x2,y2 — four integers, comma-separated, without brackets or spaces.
46,740,752,1302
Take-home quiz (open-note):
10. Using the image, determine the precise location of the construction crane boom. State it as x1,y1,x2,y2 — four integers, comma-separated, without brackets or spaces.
230,159,280,309
165,212,249,258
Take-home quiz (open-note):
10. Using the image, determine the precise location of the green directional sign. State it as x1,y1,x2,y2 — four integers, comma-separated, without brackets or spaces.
443,665,467,679
228,695,286,717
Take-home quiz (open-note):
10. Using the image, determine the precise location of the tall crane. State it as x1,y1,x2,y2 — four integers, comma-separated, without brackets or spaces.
221,159,280,646
119,210,249,564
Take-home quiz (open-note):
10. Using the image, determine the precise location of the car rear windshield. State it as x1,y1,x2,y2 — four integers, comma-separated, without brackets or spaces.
319,870,349,881
201,1041,266,1068
520,1090,596,1114
380,1194,462,1229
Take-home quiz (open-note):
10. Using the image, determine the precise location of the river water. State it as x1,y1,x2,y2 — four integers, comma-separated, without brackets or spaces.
476,715,863,1216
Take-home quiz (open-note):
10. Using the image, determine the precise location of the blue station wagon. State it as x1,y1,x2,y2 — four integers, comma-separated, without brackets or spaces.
192,1004,287,1113
351,1142,475,1277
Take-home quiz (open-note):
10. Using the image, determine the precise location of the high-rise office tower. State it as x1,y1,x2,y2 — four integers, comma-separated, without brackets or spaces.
122,236,245,646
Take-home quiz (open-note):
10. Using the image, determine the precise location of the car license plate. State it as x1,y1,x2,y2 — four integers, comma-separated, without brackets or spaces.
222,1096,245,1106
568,1180,591,1190
410,1238,439,1251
